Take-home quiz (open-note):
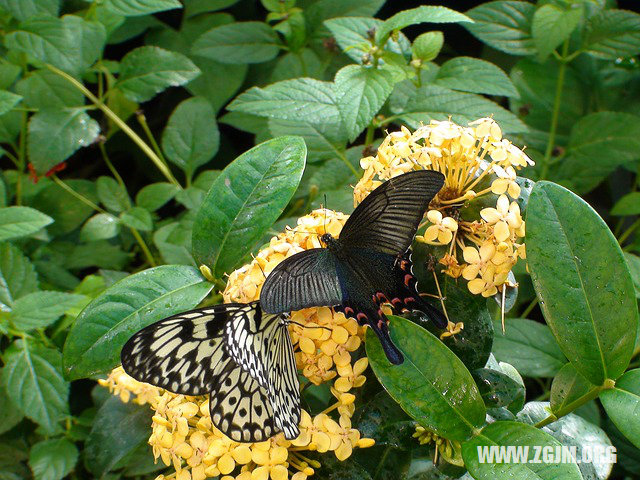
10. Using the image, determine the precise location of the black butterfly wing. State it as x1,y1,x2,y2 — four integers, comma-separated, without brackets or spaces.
121,305,241,395
260,248,342,314
339,170,445,255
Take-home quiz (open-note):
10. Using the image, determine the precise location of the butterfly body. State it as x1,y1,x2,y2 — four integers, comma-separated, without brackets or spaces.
121,301,300,442
261,170,447,365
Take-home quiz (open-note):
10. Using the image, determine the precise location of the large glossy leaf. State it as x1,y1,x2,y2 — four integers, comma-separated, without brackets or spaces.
0,242,38,308
62,265,213,379
1,340,68,434
85,395,152,477
0,206,53,241
550,363,597,415
462,421,582,479
492,317,566,377
366,315,485,442
600,369,640,449
526,181,637,385
192,136,306,279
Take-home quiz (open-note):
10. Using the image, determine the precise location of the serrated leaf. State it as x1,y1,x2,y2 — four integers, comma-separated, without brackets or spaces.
375,6,472,45
412,31,444,62
31,180,97,236
268,119,347,163
366,315,485,441
105,0,181,16
192,21,280,64
192,136,306,278
184,0,240,17
601,369,640,449
465,1,536,56
557,112,640,193
10,291,86,331
526,181,638,385
228,78,340,125
334,65,394,142
392,84,526,134
116,46,200,102
135,182,179,211
434,56,518,97
0,0,59,21
0,242,38,308
96,176,130,213
29,438,78,480
305,0,385,33
612,192,640,216
5,15,106,75
85,396,152,477
80,213,120,242
0,206,53,241
63,265,212,379
2,340,68,433
0,383,23,434
585,9,640,60
16,70,84,109
119,207,152,231
532,4,581,60
162,97,219,181
492,317,566,377
0,91,21,115
28,109,100,174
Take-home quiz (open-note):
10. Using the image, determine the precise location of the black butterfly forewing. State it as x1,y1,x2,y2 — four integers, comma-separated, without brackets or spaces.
260,170,446,365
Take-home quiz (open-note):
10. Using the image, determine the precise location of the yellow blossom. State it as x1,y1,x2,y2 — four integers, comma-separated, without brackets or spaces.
420,210,458,245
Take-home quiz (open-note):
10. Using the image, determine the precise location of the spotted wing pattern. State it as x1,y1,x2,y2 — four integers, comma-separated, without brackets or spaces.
121,302,300,442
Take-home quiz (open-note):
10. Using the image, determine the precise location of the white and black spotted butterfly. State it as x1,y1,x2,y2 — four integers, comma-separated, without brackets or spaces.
120,301,300,442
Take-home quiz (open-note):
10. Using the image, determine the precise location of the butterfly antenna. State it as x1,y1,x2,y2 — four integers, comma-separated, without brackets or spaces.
287,320,331,333
251,253,267,280
500,285,507,334
323,193,328,235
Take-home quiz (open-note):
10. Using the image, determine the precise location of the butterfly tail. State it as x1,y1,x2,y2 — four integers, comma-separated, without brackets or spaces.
368,315,404,365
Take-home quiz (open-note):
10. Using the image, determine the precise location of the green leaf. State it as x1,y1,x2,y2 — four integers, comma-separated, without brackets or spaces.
526,181,638,385
473,366,525,414
375,6,472,45
0,206,53,241
305,0,385,33
601,369,640,449
0,110,21,143
0,0,59,21
0,383,23,434
228,78,340,125
585,9,640,60
154,222,195,266
162,97,219,180
29,438,78,480
550,363,597,415
2,340,68,434
462,420,582,479
66,242,129,271
268,119,347,163
80,213,120,242
391,84,526,134
85,395,152,477
612,192,640,216
271,49,323,82
366,315,485,441
557,112,640,193
624,252,640,299
97,176,130,213
116,46,200,102
16,70,84,109
192,136,306,278
119,207,152,231
434,56,518,97
187,58,247,113
0,242,38,308
412,31,444,62
334,65,394,142
324,17,411,65
135,182,179,211
517,402,615,480
28,109,100,174
10,291,85,331
63,265,212,379
532,4,581,60
5,15,106,75
105,0,181,16
0,91,21,115
492,317,566,377
192,21,280,64
465,1,536,56
184,0,240,17
31,180,97,235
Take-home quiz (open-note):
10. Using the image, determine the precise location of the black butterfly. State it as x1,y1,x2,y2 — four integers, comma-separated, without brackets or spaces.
120,301,300,442
260,169,447,365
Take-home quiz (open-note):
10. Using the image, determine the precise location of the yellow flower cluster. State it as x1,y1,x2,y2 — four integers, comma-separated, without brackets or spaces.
412,426,463,467
355,119,532,298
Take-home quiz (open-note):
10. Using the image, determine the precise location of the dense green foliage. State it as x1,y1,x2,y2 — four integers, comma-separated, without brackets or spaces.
0,0,639,479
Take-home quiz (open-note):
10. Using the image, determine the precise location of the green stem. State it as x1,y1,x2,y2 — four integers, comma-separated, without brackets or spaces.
136,111,171,170
618,218,640,245
534,379,615,428
16,111,27,205
46,64,181,187
372,446,391,480
521,298,538,318
51,175,107,213
364,123,375,148
539,40,569,180
337,150,359,179
130,227,157,267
